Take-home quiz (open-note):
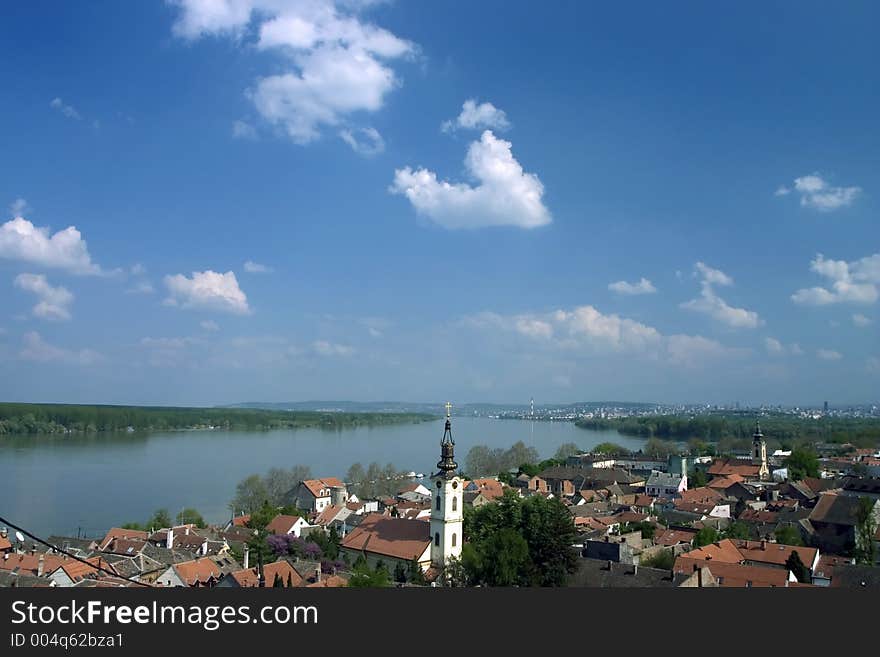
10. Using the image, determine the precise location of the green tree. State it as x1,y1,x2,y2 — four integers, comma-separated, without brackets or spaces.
147,508,172,530
854,497,878,565
463,490,578,586
592,442,630,455
176,508,206,528
348,562,392,588
120,522,144,531
273,572,284,587
689,469,708,488
693,526,720,547
774,525,803,546
393,561,408,583
724,521,751,540
553,442,582,461
640,549,674,570
786,448,820,481
230,474,269,515
408,557,427,585
786,550,810,583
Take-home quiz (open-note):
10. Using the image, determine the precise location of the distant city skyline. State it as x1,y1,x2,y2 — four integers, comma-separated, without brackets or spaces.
0,1,878,406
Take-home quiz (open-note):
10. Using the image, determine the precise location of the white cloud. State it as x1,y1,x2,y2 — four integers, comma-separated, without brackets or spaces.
791,253,880,306
14,273,74,321
313,340,354,356
201,319,220,332
608,277,656,296
441,99,510,133
0,217,103,275
20,331,100,365
164,270,251,315
130,263,146,276
125,281,155,295
681,262,762,329
232,120,258,140
339,126,384,155
243,260,272,273
50,97,81,120
463,304,741,368
390,130,551,230
817,348,842,361
852,313,872,327
9,198,30,217
172,0,415,144
764,337,803,356
777,173,861,211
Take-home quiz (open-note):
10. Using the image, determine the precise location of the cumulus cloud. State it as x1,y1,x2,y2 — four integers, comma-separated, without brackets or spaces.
232,120,258,140
20,331,100,365
852,313,872,327
441,99,510,133
776,173,861,211
171,0,415,144
9,198,30,217
608,277,656,296
390,130,550,229
817,348,842,361
764,337,803,356
0,217,103,275
339,126,384,155
791,253,879,306
50,97,81,120
14,273,74,321
462,304,741,367
313,340,354,356
243,260,272,273
681,262,762,329
164,270,251,315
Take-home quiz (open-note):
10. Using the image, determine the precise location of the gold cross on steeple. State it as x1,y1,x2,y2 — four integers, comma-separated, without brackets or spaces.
445,401,452,418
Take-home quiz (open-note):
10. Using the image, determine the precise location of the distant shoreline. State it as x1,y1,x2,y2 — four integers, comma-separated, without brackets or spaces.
0,402,436,437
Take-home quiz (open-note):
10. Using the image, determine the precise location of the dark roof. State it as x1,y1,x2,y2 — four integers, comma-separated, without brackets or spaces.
567,558,675,588
831,565,880,588
539,465,642,486
809,494,867,527
841,477,880,496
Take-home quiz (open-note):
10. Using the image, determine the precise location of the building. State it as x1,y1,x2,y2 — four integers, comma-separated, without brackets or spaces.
752,421,770,481
289,478,349,514
646,471,687,498
339,513,432,573
430,402,464,569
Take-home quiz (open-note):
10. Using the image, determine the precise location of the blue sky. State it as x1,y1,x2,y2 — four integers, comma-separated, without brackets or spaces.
0,0,877,406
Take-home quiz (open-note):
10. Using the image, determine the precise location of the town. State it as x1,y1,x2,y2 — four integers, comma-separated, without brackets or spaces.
1,405,878,589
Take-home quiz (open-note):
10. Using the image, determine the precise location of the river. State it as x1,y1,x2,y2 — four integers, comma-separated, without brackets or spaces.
0,416,642,538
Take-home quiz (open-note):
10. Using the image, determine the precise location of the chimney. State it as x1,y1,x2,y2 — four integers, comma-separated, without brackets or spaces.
185,526,190,536
37,555,45,577
243,545,249,570
761,540,767,550
31,545,37,556
315,567,321,584
606,559,613,571
3,553,8,561
166,528,174,549
697,566,703,588
0,527,7,539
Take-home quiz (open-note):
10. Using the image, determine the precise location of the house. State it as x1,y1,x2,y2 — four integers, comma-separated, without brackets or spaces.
265,514,310,537
218,560,304,588
653,527,698,547
707,459,763,481
679,487,724,506
583,536,637,565
155,555,240,587
313,505,351,529
830,564,880,588
463,478,506,502
671,499,731,520
47,556,113,587
147,526,210,555
567,559,677,588
289,477,349,513
646,471,687,498
811,554,854,586
673,557,795,587
809,493,880,554
732,539,820,574
339,513,432,573
97,528,149,552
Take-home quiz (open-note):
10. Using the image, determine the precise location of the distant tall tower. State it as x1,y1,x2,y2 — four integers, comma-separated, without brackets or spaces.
752,420,769,481
824,401,829,414
530,397,534,418
430,402,463,571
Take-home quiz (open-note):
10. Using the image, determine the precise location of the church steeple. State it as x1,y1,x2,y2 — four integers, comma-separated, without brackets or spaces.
436,401,458,479
752,418,769,481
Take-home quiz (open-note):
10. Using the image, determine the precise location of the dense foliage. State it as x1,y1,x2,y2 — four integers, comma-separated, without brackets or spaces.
465,441,540,478
460,490,579,586
576,413,880,448
0,402,433,435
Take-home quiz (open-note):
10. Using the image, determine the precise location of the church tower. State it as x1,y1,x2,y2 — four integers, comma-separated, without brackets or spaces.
752,420,769,481
430,402,463,569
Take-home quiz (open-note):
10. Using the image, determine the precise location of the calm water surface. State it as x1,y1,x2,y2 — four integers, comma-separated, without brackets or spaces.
0,416,642,537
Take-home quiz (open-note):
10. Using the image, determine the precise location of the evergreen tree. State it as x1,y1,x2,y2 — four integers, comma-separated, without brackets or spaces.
785,550,810,583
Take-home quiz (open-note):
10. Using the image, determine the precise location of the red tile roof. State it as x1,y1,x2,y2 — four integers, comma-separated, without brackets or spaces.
98,528,149,551
674,558,791,587
0,552,65,576
231,515,251,527
732,539,817,569
230,561,303,588
679,487,724,505
707,459,761,478
265,515,303,535
654,528,697,546
172,557,228,586
302,478,346,498
340,513,431,561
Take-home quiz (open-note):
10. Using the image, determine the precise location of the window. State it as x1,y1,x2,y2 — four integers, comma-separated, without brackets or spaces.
452,496,457,512
452,533,457,547
434,533,440,546
436,496,441,511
